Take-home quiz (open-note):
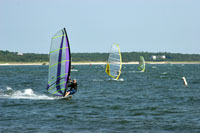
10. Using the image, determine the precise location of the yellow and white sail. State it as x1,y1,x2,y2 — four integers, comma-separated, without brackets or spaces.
138,56,145,72
105,43,122,80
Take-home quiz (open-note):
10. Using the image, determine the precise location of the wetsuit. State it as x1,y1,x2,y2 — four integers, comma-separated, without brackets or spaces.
67,82,77,95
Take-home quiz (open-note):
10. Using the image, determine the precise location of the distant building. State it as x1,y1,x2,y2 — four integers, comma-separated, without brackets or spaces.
17,52,23,56
151,55,157,60
160,55,166,59
150,55,166,60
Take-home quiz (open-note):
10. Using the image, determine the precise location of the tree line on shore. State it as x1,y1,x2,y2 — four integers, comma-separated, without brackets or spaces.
0,50,200,62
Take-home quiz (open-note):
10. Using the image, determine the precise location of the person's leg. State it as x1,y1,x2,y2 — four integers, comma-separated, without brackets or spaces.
69,89,76,95
65,91,70,97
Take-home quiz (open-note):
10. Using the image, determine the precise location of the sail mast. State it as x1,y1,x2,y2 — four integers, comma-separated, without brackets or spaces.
63,28,71,97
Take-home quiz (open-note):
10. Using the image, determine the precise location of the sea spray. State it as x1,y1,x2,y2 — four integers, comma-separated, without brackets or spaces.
6,86,12,90
0,88,55,100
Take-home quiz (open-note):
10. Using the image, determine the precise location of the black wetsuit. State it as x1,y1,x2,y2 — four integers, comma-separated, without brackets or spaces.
67,82,77,95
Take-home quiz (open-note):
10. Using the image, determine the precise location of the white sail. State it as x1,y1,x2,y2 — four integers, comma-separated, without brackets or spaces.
138,56,145,72
105,43,122,80
46,28,71,97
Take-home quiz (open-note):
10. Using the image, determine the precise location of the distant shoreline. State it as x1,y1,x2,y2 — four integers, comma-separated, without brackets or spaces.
0,61,200,66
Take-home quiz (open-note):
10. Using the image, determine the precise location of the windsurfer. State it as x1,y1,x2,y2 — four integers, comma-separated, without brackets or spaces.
65,79,78,97
182,77,188,86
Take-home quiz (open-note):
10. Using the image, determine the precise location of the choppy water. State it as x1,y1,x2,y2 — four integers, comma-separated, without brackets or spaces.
0,64,200,132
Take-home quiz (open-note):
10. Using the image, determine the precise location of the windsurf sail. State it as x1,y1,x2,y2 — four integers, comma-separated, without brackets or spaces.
46,28,71,97
138,56,145,72
105,43,122,80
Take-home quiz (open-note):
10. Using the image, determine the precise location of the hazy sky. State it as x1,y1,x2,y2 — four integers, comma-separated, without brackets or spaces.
0,0,200,54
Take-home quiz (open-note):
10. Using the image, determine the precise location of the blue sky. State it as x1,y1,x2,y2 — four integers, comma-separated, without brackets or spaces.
0,0,200,54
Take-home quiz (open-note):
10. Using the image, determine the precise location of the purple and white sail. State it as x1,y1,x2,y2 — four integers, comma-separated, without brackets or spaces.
47,28,71,97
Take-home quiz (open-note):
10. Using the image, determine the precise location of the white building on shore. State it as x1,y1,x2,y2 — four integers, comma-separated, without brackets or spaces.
150,55,166,60
151,55,157,60
17,52,23,56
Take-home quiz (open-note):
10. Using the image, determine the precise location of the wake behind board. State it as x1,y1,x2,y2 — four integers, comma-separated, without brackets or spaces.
61,95,72,100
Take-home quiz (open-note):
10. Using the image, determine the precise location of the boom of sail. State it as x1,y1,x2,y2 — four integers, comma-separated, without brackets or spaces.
46,28,71,97
138,56,145,72
105,43,122,80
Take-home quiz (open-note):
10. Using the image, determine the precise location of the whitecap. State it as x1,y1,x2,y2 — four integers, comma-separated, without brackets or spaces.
1,88,56,100
6,86,12,90
162,72,168,75
111,78,124,82
71,69,78,72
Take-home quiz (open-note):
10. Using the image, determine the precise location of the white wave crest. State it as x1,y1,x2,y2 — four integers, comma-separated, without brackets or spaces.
162,72,168,75
118,78,124,81
110,78,124,82
71,69,78,71
0,87,56,100
6,86,12,90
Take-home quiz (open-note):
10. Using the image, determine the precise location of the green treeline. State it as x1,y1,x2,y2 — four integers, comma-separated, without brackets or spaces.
72,52,200,62
0,50,48,62
0,50,200,62
122,52,200,62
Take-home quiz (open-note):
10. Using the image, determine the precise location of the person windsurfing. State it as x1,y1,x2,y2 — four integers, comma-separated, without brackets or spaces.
65,79,78,97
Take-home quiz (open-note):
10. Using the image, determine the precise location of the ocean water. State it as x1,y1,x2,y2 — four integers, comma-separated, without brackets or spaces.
0,64,200,132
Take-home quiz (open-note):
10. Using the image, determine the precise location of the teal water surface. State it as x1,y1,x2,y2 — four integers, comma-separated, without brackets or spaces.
0,64,200,132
